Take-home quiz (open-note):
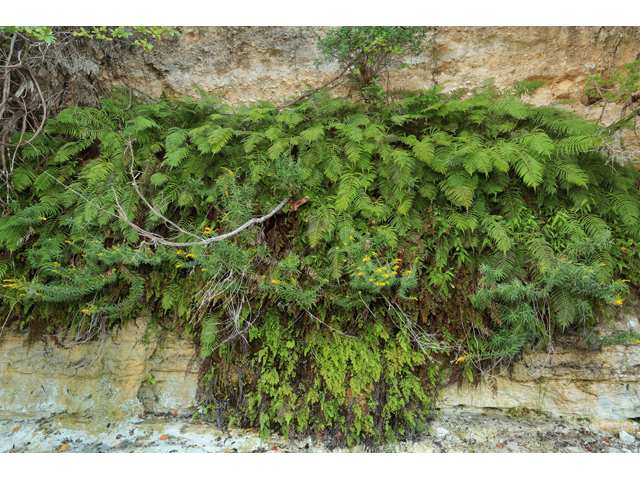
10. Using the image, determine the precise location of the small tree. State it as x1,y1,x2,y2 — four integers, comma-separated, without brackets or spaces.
317,26,434,97
586,59,640,123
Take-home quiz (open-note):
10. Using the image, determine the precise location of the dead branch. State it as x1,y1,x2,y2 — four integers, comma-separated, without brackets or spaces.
274,65,350,111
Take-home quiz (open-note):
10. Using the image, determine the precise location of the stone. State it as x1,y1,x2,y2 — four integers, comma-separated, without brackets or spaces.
435,427,449,438
619,431,636,444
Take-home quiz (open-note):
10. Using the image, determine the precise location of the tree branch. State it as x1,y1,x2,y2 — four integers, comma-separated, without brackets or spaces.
274,65,350,111
113,191,290,247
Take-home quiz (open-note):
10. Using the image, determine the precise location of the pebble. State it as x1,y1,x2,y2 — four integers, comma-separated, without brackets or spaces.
619,431,636,445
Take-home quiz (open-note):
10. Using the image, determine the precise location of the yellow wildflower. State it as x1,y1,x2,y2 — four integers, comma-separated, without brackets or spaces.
343,242,348,246
614,299,623,305
271,280,280,285
82,309,90,314
349,236,354,240
375,269,382,274
362,257,369,262
176,264,182,268
185,254,195,258
39,217,47,221
392,265,399,270
370,278,374,282
634,339,640,344
177,250,184,256
455,356,468,364
65,240,73,244
201,268,208,272
358,291,362,294
343,259,347,263
358,272,363,276
383,274,389,278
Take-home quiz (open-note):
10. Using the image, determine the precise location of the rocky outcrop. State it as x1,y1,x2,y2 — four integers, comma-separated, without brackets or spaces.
1,304,638,435
1,26,639,441
440,311,640,431
118,26,640,126
0,317,201,421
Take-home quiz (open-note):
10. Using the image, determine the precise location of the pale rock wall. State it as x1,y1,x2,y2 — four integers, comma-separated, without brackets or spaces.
120,26,640,126
1,306,638,433
440,310,640,431
0,317,201,421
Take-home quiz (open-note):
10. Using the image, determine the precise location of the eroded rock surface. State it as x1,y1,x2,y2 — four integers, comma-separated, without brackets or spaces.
0,317,201,421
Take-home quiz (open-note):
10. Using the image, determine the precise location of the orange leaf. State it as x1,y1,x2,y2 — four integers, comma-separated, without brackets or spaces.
13,426,21,433
496,444,504,449
224,450,230,453
115,444,120,448
160,434,168,440
60,445,70,452
173,412,178,417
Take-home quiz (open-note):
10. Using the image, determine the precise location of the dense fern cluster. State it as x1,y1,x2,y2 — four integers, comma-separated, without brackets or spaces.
1,81,639,445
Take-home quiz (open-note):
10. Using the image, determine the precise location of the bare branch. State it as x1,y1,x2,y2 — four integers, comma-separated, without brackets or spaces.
123,141,204,242
113,190,290,247
274,65,350,111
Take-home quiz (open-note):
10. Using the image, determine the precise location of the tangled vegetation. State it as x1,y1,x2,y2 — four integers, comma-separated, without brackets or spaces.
1,76,640,446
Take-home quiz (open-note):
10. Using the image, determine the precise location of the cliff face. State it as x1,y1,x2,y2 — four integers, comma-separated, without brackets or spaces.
118,26,640,125
1,26,640,440
1,299,638,434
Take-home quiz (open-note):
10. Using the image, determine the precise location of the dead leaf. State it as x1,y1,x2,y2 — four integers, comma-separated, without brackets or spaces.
13,426,21,433
160,434,168,440
116,434,122,439
200,421,205,425
173,412,178,417
603,438,610,443
138,414,143,419
60,445,70,452
115,444,120,448
224,450,230,453
496,444,504,449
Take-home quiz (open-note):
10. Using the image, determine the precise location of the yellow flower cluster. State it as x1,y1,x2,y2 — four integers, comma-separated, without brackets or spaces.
204,226,212,235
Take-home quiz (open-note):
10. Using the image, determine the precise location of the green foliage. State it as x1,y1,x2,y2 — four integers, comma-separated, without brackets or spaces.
317,26,433,92
586,60,640,106
0,26,56,45
2,80,640,446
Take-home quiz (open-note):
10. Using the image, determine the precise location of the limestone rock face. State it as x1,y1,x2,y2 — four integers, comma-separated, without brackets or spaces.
118,26,640,126
440,308,640,430
0,317,201,421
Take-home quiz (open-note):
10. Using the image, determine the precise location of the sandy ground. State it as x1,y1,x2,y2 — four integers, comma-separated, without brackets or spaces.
1,409,638,453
